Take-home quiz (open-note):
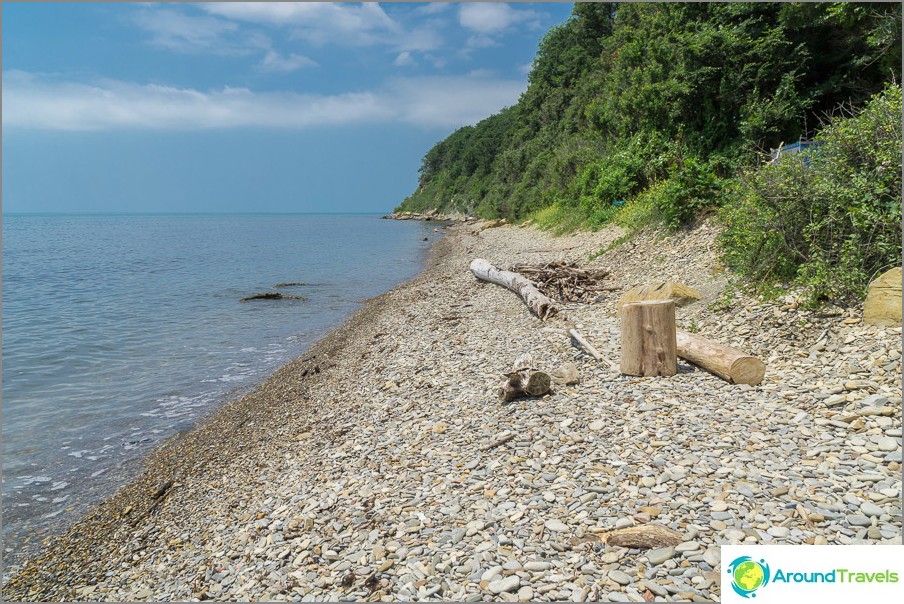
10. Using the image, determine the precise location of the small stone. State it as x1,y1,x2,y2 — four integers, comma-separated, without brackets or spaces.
876,437,898,452
488,576,521,594
675,541,700,552
767,527,790,538
432,422,448,434
589,420,605,431
517,586,534,601
860,502,884,517
524,561,553,572
608,570,632,586
545,519,568,532
860,395,890,408
723,529,746,542
710,500,728,512
646,547,675,565
846,514,872,527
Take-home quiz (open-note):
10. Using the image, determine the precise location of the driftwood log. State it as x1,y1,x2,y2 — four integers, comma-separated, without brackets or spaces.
620,300,678,377
470,258,559,320
676,330,766,385
600,523,684,549
498,353,551,402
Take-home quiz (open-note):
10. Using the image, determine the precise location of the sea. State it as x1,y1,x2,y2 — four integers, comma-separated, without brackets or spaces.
1,213,437,568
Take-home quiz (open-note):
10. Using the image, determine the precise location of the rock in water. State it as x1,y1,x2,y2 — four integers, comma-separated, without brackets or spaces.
240,292,306,303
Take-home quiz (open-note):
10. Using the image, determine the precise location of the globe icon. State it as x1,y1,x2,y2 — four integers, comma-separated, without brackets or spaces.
733,560,765,592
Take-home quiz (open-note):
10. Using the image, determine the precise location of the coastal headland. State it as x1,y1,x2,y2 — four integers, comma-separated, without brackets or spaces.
4,220,901,602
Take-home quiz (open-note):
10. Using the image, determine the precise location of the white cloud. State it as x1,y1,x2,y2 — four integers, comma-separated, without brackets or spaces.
458,3,540,35
131,7,254,55
2,71,526,131
203,2,400,47
259,50,318,73
394,51,416,67
466,35,500,49
388,75,523,128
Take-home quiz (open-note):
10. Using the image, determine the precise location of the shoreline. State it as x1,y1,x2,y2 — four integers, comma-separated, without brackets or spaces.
4,220,901,602
1,224,460,600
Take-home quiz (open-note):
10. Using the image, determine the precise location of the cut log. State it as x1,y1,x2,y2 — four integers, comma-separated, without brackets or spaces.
470,258,559,320
498,353,551,402
620,300,677,377
676,330,765,385
600,524,683,549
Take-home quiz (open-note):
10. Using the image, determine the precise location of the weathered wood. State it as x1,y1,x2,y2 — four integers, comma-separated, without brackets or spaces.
675,330,765,385
567,328,620,371
498,353,552,402
620,300,677,377
470,258,559,320
600,524,683,549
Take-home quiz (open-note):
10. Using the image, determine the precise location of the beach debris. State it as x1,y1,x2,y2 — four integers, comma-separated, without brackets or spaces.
240,292,306,303
152,480,174,499
620,300,678,377
511,261,616,304
600,523,684,549
470,258,559,320
498,353,551,402
480,430,517,451
676,330,766,385
549,362,580,385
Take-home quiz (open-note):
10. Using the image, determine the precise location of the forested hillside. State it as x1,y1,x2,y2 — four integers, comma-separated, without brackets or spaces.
397,2,901,303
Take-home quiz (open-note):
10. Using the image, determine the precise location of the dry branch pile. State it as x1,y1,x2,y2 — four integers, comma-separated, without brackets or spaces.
510,261,616,304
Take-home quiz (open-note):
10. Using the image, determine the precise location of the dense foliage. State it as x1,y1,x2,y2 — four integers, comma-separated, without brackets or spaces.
396,2,901,304
721,84,902,305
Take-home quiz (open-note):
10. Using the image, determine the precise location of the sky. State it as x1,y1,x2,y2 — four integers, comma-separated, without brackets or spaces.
1,2,574,213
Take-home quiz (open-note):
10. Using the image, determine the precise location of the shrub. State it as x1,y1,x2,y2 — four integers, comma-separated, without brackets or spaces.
720,84,902,305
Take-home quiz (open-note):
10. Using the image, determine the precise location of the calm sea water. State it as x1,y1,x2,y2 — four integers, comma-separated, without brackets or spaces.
1,213,436,565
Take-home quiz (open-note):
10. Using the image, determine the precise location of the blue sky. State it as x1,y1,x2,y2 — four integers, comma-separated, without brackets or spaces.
2,2,574,213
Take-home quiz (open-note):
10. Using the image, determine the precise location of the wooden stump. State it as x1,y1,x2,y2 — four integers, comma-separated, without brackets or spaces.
620,300,677,377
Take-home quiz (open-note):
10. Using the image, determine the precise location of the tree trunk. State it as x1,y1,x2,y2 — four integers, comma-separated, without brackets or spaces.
470,258,559,321
675,330,766,385
498,353,551,402
620,300,677,377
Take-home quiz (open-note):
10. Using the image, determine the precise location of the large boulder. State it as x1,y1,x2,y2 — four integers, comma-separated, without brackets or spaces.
617,281,701,312
864,267,902,326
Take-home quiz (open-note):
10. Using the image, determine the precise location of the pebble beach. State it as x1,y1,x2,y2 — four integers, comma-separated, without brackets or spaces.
3,219,901,602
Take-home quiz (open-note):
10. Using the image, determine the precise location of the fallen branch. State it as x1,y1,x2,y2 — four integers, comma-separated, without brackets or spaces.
481,431,517,451
567,328,619,371
470,258,559,320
